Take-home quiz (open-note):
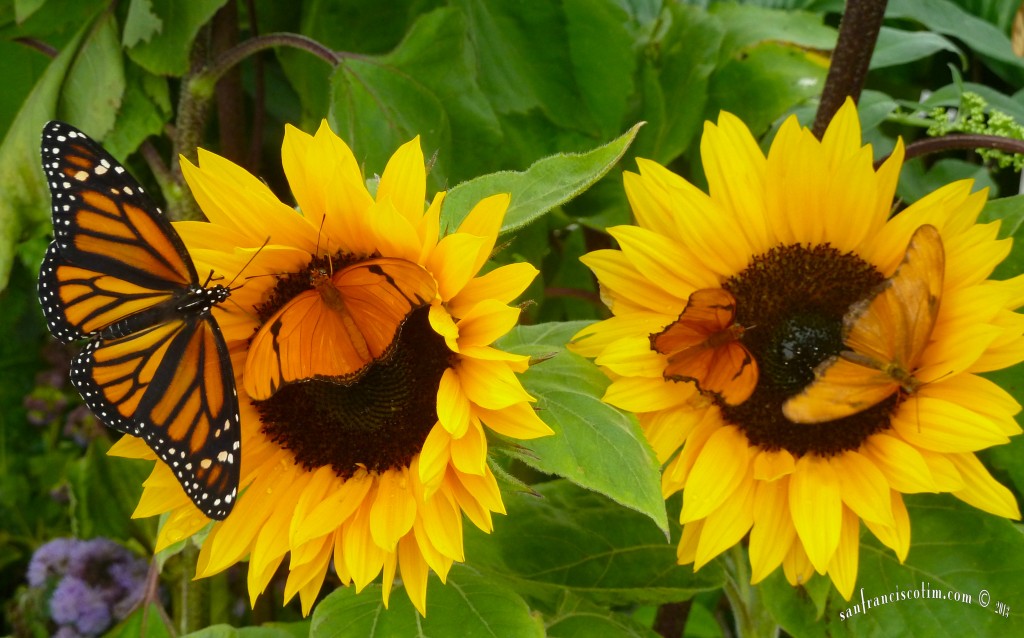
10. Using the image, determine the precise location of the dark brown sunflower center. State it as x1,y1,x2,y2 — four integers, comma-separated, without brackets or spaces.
717,243,896,457
250,252,452,478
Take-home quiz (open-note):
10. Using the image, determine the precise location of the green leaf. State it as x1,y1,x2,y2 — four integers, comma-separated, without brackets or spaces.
331,55,448,181
309,565,543,638
440,122,642,234
762,495,1024,636
122,0,163,48
497,322,667,533
102,62,171,159
126,0,228,76
978,193,1024,280
562,0,637,140
57,10,125,140
706,41,828,138
104,603,173,638
710,3,837,58
14,0,45,22
887,0,1024,83
546,592,661,637
633,3,724,164
454,0,592,131
183,622,311,638
0,14,91,290
66,438,156,543
465,480,722,606
870,27,965,70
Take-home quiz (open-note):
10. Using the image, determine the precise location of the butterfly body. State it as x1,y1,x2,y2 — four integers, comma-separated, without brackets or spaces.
783,224,944,424
38,121,240,520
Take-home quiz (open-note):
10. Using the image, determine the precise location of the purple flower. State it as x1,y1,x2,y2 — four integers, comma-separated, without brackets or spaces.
50,576,111,636
27,537,75,588
27,537,150,635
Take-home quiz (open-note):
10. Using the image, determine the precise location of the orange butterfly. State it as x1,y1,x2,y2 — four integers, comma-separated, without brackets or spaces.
650,288,758,405
244,256,437,400
783,224,944,424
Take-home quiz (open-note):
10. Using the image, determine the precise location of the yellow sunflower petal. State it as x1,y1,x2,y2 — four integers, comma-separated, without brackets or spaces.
455,299,522,347
827,506,861,600
456,193,508,274
376,136,426,227
370,467,418,552
476,402,554,439
749,477,795,584
680,426,751,523
863,492,911,562
428,233,489,300
694,463,755,569
457,357,534,410
835,450,895,526
948,452,1021,519
449,417,487,476
437,368,471,437
892,396,1010,452
399,533,431,616
789,455,842,574
448,262,538,317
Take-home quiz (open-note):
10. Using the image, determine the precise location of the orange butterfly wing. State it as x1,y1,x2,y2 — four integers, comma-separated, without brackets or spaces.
783,224,944,423
651,288,758,405
244,257,437,400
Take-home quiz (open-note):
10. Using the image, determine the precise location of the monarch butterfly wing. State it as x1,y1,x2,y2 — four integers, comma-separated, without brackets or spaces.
782,355,899,423
73,315,240,519
334,258,438,357
40,122,197,322
244,290,371,400
39,241,186,344
665,340,758,405
651,288,736,354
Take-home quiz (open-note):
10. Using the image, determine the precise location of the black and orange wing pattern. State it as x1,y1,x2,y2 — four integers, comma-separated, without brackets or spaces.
244,257,437,400
37,121,239,520
650,288,758,405
782,224,944,424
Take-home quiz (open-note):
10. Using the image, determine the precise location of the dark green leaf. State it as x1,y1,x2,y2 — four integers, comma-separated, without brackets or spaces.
465,480,721,606
122,0,163,48
763,495,1024,636
887,0,1024,83
562,0,637,140
440,123,642,234
710,3,836,58
706,41,828,138
309,565,542,638
104,604,173,638
633,3,724,164
126,0,228,76
57,11,125,139
0,15,90,289
870,27,964,70
183,622,311,638
102,62,171,159
497,322,667,532
454,0,592,131
546,592,660,637
66,438,156,543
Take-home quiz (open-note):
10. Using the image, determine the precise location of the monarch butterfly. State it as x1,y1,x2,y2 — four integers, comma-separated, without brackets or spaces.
37,121,239,520
243,255,437,401
783,224,944,424
649,287,758,405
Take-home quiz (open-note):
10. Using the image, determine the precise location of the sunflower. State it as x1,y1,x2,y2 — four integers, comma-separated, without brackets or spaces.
109,121,552,615
570,99,1024,598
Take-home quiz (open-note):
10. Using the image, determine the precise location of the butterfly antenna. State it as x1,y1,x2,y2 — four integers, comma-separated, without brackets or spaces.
225,237,272,290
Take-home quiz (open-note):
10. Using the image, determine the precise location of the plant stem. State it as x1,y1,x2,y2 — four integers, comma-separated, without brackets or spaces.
812,0,889,138
722,546,778,638
195,32,340,91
